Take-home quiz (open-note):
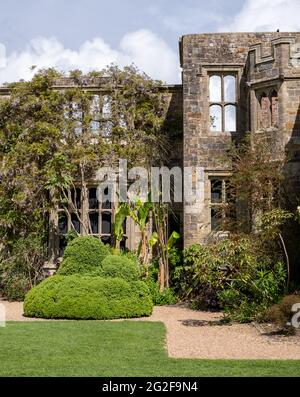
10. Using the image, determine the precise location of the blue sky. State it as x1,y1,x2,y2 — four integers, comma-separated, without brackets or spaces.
1,0,244,52
0,0,299,84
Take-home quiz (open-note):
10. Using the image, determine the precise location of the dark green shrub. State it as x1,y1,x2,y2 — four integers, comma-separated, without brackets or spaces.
179,239,258,309
92,255,140,282
218,262,286,322
65,229,78,244
23,275,153,319
267,294,300,333
149,247,182,292
177,238,286,320
1,274,32,301
119,250,139,264
145,278,177,305
57,236,110,275
168,247,182,268
0,235,45,301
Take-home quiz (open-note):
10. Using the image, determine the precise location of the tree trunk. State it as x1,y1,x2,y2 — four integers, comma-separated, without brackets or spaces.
139,230,148,265
158,257,165,292
279,232,290,289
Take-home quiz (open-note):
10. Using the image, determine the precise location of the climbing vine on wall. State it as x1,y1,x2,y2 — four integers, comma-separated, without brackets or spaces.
0,65,171,298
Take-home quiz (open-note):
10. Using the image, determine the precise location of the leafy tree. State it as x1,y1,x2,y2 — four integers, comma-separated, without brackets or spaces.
114,198,153,264
224,133,286,231
224,132,296,288
0,65,170,297
115,195,180,291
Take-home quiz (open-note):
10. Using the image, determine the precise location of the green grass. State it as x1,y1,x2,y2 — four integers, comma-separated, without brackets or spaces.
0,321,299,376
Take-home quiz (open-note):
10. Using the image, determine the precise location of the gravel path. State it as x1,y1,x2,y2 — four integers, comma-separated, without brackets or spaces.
1,301,300,359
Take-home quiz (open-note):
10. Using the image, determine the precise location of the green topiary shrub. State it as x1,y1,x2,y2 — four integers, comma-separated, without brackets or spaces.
57,236,110,275
92,255,140,282
23,275,153,319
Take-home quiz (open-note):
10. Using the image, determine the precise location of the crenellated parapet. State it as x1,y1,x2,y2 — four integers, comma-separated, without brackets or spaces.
247,37,300,85
249,37,295,64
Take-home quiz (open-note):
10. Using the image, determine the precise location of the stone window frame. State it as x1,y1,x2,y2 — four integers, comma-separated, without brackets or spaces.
203,65,243,135
255,87,279,130
53,185,129,259
207,174,231,232
48,88,129,261
208,72,238,132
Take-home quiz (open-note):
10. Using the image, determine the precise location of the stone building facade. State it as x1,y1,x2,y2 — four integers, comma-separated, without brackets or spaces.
180,32,300,246
45,81,183,272
1,32,300,268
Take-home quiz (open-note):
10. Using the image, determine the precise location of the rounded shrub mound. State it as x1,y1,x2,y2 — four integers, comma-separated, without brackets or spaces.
58,236,110,275
23,275,153,319
93,254,140,282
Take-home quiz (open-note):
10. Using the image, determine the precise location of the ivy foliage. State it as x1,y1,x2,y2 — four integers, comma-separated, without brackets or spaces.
0,66,170,297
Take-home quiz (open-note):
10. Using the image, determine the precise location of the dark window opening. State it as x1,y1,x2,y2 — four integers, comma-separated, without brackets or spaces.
211,208,222,231
102,200,111,210
102,212,112,234
89,212,99,234
88,188,98,209
58,212,68,234
59,236,67,257
210,178,231,232
71,188,81,209
102,187,111,209
101,236,111,245
59,189,69,209
211,179,223,203
55,185,114,258
120,236,127,251
71,213,80,233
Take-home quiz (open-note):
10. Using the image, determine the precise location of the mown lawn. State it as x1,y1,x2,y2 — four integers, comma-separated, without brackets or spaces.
0,321,299,377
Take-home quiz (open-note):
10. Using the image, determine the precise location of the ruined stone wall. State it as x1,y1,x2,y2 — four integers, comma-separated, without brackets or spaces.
2,31,300,253
163,86,184,236
181,32,300,247
246,35,300,201
0,80,183,268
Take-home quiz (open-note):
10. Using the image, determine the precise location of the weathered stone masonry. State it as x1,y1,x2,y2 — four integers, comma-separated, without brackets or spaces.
180,32,300,247
0,79,183,270
1,32,300,261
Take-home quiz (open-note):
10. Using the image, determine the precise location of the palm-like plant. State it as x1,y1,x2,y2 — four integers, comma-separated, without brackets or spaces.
114,197,153,264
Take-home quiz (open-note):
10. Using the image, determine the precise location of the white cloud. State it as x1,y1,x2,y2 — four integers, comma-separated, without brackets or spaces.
120,30,179,84
0,30,180,84
220,0,300,32
0,43,6,68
